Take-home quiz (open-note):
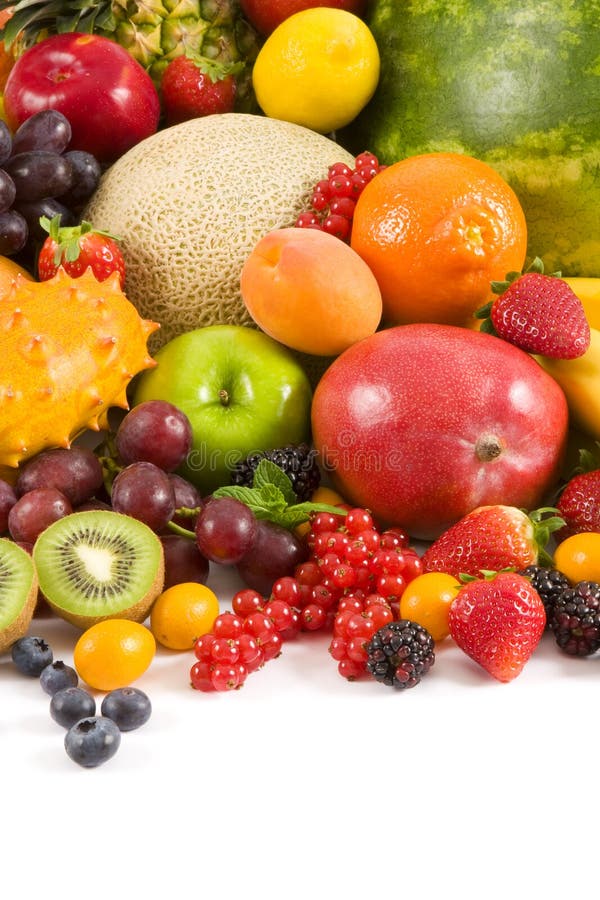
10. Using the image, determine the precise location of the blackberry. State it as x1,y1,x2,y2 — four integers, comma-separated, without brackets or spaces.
518,564,571,624
548,580,600,657
230,443,321,502
365,619,435,689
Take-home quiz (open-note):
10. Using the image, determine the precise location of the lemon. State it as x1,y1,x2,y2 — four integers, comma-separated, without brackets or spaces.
252,8,380,134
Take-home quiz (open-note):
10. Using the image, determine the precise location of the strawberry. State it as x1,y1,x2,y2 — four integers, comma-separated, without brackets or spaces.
37,214,125,288
160,55,243,126
448,571,546,682
421,504,565,579
556,446,600,540
475,257,590,359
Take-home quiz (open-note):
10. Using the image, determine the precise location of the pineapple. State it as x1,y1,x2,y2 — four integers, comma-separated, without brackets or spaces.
0,0,262,105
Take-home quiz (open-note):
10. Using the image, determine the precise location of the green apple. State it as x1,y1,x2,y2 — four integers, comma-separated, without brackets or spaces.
132,325,313,496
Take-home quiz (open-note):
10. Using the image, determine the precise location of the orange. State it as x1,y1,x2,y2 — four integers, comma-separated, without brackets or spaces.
398,572,461,642
350,152,528,328
150,582,220,651
73,619,156,691
553,532,600,584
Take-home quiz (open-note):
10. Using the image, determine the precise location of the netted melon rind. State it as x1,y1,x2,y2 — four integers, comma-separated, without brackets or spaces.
84,113,356,351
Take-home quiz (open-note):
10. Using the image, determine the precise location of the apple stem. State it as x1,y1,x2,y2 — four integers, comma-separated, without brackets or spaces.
219,389,230,406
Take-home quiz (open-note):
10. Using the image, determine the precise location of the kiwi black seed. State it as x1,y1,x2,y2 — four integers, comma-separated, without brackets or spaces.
0,538,39,654
32,510,165,629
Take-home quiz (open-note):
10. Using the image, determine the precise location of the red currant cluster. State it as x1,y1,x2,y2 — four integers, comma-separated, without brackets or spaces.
190,608,285,692
294,151,385,243
190,507,425,691
301,507,423,678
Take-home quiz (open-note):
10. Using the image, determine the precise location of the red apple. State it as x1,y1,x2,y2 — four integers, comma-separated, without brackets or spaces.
311,324,569,540
240,0,367,36
3,33,160,164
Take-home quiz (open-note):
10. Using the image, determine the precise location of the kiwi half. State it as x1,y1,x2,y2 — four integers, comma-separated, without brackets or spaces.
32,510,165,630
0,538,39,653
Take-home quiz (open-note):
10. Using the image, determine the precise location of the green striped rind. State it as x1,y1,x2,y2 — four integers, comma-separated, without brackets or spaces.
342,0,600,275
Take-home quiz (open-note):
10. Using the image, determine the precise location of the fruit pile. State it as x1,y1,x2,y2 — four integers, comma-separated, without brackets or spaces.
5,0,600,773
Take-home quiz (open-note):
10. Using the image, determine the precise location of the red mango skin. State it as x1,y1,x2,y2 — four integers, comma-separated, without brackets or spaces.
311,323,569,540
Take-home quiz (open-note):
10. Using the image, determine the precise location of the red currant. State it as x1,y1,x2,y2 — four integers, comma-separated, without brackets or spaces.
190,660,214,691
243,611,276,644
194,632,216,661
237,633,264,673
261,631,283,661
328,636,347,661
294,560,322,587
271,575,302,606
295,211,321,228
322,214,351,241
338,658,365,680
345,508,374,534
328,161,353,179
346,636,369,663
232,588,264,618
263,598,295,633
211,664,241,691
300,603,327,631
210,637,240,665
213,611,243,640
329,196,356,219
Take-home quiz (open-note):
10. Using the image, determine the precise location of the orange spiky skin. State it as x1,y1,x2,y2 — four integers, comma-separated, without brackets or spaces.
0,268,159,468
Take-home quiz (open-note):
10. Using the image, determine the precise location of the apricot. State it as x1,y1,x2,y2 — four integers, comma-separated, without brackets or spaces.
240,227,382,356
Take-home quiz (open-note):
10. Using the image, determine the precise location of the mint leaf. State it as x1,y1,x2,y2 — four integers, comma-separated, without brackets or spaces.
253,459,296,505
258,482,288,512
213,470,345,530
212,485,261,506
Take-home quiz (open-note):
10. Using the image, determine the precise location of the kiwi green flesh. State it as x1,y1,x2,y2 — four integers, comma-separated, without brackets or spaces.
0,538,39,654
32,511,165,630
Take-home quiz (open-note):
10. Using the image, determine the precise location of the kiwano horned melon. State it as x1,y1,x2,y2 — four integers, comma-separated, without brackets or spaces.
0,268,158,468
83,113,355,350
342,1,600,276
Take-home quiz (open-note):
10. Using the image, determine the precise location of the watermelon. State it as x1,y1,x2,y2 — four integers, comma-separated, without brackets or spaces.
341,1,600,276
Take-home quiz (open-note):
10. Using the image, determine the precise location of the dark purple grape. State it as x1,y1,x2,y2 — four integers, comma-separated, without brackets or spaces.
116,401,193,472
11,110,72,155
0,479,17,533
16,446,104,508
58,150,102,206
195,497,258,565
5,151,73,203
110,461,176,532
18,199,75,243
0,120,12,166
236,520,308,596
0,209,28,255
168,473,202,529
8,487,73,544
0,169,15,212
160,534,210,589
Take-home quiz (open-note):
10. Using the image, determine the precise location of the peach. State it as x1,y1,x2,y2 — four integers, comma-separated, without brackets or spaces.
240,227,382,356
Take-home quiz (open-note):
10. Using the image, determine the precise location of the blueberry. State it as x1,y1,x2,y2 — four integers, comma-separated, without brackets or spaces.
50,687,96,729
11,636,53,676
64,716,121,768
40,660,79,696
101,687,152,732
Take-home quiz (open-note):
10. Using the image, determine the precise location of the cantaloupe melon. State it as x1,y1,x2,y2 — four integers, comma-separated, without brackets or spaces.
84,113,355,350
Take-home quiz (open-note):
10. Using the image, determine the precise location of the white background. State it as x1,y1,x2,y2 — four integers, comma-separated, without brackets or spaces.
3,558,595,898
